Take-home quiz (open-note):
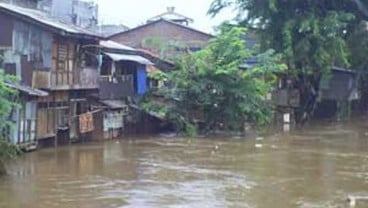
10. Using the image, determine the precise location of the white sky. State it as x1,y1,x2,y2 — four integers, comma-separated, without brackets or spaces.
92,0,236,34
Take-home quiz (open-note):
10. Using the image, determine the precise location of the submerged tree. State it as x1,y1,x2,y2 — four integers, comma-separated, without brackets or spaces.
209,0,368,123
142,25,285,136
0,69,19,175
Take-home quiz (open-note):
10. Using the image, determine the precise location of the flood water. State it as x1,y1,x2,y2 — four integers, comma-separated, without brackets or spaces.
1,122,368,208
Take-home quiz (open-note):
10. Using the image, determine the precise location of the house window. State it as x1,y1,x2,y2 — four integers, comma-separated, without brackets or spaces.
83,52,98,68
175,47,186,52
100,57,112,76
4,63,16,75
150,79,159,88
55,43,68,72
189,47,201,52
37,108,56,138
56,108,70,127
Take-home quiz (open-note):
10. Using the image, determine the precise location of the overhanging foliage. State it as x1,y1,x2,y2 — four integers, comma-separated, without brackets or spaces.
0,68,20,172
142,25,285,135
209,0,368,123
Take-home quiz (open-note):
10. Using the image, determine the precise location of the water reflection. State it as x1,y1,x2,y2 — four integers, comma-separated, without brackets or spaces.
0,122,368,208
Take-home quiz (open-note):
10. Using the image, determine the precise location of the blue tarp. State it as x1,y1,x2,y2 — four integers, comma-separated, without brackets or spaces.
137,65,147,95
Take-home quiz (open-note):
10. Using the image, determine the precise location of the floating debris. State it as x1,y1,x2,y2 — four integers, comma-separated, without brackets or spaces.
347,195,368,207
256,137,264,141
255,144,263,148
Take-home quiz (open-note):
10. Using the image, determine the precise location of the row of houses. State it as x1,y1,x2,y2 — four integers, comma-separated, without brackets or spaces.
272,67,359,129
0,1,360,150
0,2,214,150
105,8,359,128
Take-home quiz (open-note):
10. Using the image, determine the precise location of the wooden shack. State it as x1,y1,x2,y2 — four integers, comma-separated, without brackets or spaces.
95,40,176,138
6,83,48,151
97,40,156,138
315,67,359,120
0,2,103,147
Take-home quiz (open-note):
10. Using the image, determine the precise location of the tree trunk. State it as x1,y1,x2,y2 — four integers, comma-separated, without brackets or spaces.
295,74,321,125
357,74,368,112
0,161,6,176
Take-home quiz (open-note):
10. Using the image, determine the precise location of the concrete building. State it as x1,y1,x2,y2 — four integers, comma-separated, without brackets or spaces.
109,7,213,60
0,0,98,28
37,0,98,28
0,0,38,8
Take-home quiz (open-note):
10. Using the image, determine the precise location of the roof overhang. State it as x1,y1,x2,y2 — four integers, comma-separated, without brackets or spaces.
100,40,136,51
109,19,214,39
100,100,127,110
129,104,165,120
331,66,356,74
6,83,49,97
103,52,154,65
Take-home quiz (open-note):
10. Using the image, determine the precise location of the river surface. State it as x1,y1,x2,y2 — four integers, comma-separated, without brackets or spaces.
0,122,368,208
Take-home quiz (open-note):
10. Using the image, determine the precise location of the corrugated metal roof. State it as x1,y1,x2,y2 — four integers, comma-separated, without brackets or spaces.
332,66,356,74
0,2,101,39
129,104,165,120
109,19,214,39
103,52,153,65
100,100,127,109
89,24,129,37
5,82,48,97
100,40,136,51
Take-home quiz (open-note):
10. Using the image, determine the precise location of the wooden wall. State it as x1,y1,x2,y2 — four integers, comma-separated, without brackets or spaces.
51,39,75,86
0,13,13,47
37,91,69,139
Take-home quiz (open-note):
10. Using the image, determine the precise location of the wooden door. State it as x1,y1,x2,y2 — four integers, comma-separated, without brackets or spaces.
19,102,37,144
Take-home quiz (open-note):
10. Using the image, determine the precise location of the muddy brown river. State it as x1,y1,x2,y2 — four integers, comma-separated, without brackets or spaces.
0,122,367,208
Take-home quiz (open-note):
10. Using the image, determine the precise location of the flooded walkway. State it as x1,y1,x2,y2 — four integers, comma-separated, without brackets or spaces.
1,122,368,208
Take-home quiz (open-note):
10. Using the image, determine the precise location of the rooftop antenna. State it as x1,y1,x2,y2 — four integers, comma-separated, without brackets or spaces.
167,6,175,13
166,0,175,11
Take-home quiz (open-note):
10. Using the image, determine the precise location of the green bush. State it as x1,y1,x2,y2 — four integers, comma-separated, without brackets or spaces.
0,67,20,175
141,25,285,136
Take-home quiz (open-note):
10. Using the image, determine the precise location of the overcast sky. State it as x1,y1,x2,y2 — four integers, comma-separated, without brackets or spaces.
92,0,236,34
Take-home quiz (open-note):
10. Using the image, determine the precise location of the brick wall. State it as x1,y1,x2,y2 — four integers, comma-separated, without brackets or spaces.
110,20,212,58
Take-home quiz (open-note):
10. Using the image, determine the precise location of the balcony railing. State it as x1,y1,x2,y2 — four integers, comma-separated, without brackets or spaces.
32,68,99,90
99,75,135,100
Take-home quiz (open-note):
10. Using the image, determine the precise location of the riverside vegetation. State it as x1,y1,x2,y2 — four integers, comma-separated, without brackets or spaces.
142,25,286,136
0,69,20,175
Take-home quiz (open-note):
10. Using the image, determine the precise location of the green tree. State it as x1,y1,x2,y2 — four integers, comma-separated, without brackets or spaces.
348,21,368,72
0,69,19,175
142,25,285,135
209,0,368,123
347,21,368,110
